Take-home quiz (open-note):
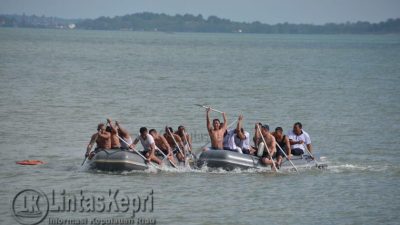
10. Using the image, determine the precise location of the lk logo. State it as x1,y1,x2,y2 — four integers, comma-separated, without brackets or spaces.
12,189,49,225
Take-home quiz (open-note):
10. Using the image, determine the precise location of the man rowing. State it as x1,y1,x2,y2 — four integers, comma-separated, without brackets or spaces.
206,107,227,150
175,125,192,152
130,127,163,165
115,120,133,149
106,118,120,149
287,122,312,157
253,122,263,151
149,129,175,163
164,127,185,162
256,124,277,168
86,123,111,158
272,127,291,166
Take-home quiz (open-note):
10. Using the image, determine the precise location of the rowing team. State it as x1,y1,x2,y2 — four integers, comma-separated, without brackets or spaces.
85,118,193,166
204,107,313,169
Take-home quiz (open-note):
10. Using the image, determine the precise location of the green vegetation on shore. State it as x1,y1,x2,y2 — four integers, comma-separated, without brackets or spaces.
1,12,399,34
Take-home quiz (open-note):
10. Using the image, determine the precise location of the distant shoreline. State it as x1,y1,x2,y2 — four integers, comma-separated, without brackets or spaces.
1,12,399,34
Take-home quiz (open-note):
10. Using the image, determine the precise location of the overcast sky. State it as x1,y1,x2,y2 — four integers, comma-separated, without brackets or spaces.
0,0,399,24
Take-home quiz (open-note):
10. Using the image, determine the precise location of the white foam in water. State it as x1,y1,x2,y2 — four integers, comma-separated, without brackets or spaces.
79,161,313,175
327,164,391,173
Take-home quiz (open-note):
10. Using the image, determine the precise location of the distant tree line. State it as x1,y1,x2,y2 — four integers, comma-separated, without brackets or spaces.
1,12,400,34
0,14,80,29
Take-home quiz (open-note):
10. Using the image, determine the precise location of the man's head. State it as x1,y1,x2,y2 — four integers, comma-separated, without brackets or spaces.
213,119,221,130
165,126,173,134
178,125,185,133
275,127,283,138
139,127,148,138
261,124,270,135
97,123,106,132
149,129,157,137
293,122,302,135
105,126,112,133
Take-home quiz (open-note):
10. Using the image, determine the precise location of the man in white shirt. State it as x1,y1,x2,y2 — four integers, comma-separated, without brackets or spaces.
223,128,238,152
131,127,162,165
287,122,313,156
234,115,254,155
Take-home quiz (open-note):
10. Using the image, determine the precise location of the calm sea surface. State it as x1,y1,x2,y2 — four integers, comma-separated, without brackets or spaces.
1,28,400,225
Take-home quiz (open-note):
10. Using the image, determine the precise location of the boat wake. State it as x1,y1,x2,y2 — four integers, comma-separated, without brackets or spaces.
91,164,306,175
325,163,394,173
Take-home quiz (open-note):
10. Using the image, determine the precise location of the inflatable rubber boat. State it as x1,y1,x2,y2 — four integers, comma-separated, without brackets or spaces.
196,149,327,171
87,149,149,171
87,149,195,171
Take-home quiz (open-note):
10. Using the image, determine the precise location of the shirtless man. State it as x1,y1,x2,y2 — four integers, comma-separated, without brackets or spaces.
256,124,277,167
175,125,192,152
130,127,162,165
86,123,111,158
164,127,185,162
149,129,175,163
206,107,227,150
106,118,120,149
115,121,133,149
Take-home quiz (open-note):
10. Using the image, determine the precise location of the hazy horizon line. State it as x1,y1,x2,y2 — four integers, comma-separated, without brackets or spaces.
2,11,399,26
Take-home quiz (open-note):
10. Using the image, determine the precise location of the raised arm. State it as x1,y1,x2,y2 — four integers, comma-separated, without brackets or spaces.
107,118,118,134
236,115,246,140
221,112,227,131
206,107,212,132
115,121,130,139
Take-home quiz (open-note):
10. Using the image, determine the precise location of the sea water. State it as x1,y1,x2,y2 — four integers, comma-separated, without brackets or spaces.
1,28,399,225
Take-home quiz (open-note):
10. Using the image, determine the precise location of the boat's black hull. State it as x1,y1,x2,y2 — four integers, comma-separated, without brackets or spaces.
88,149,149,171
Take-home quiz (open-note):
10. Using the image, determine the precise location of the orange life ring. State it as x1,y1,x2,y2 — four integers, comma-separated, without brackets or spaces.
16,160,45,165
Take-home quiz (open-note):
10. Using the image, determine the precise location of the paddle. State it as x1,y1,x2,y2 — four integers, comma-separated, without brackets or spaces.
181,129,199,164
195,104,224,114
166,126,187,166
182,130,194,157
276,143,299,174
155,145,178,168
302,143,316,160
256,125,278,172
81,155,88,166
